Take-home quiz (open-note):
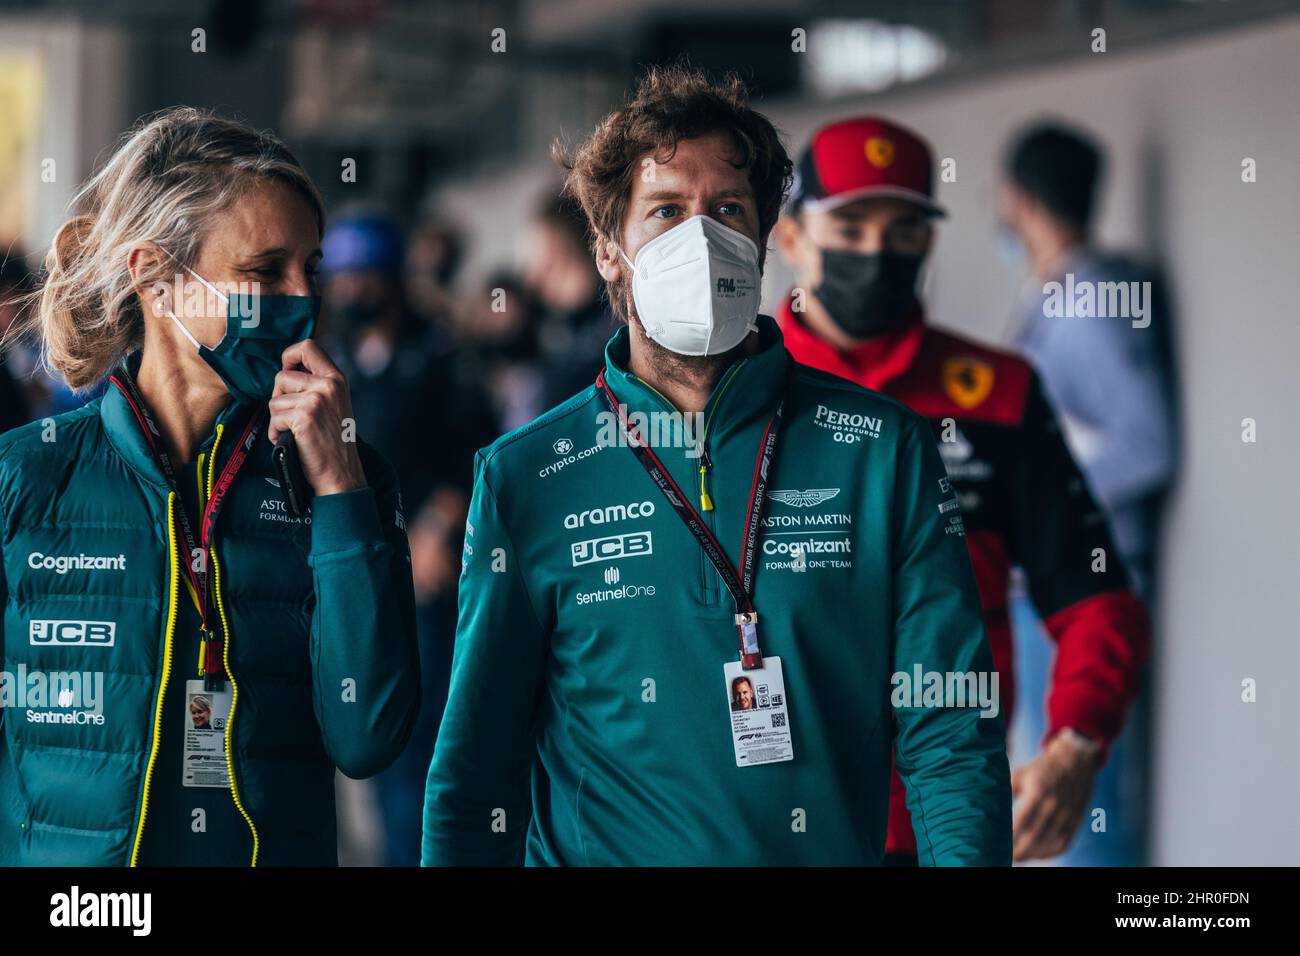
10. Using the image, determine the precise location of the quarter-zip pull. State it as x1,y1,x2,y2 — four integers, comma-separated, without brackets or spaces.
698,446,714,512
201,627,225,692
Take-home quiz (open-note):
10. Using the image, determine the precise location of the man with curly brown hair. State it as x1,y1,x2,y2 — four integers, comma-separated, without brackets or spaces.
422,66,1011,866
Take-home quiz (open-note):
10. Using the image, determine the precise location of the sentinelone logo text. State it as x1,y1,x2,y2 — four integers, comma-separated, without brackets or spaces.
50,886,150,936
575,581,657,605
0,665,105,720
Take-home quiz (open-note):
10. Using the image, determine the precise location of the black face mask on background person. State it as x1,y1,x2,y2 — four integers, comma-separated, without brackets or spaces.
812,248,923,340
336,298,386,333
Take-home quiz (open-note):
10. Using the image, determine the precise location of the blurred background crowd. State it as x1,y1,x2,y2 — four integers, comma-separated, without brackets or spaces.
1,0,1297,865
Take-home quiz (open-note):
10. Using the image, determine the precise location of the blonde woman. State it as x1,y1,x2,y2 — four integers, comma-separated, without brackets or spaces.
0,108,419,866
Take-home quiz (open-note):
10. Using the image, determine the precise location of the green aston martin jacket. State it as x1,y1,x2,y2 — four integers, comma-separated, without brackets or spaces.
423,315,1011,866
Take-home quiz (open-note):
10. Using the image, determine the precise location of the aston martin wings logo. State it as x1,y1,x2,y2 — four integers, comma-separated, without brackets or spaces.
767,488,841,508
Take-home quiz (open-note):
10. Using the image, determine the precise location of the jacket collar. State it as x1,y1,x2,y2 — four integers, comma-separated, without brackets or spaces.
600,314,791,443
100,352,253,487
778,292,927,393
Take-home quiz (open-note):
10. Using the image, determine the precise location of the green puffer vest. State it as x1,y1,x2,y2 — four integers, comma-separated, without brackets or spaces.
0,376,419,865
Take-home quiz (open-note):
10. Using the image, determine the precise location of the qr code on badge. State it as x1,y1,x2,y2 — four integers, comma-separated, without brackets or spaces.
771,712,786,728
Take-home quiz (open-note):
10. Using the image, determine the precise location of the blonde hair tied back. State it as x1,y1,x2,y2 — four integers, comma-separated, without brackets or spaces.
26,106,324,391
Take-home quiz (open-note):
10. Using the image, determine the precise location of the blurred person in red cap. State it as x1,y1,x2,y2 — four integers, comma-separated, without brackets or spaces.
774,116,1152,863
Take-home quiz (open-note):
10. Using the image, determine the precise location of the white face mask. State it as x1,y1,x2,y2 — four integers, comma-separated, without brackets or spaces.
162,262,228,351
621,214,761,356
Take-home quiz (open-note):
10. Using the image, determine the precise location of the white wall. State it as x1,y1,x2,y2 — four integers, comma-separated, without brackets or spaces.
442,14,1300,864
0,15,128,259
763,17,1300,867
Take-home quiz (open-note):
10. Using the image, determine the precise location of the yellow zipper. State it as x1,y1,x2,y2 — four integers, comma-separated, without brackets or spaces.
206,424,261,867
129,492,181,866
210,548,259,866
695,361,744,512
631,361,745,513
195,452,207,677
698,454,715,512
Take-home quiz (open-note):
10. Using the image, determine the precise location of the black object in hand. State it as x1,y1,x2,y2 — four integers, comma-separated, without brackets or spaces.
273,431,313,518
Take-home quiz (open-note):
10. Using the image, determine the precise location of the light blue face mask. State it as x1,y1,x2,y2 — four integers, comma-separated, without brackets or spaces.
996,226,1027,272
165,264,320,403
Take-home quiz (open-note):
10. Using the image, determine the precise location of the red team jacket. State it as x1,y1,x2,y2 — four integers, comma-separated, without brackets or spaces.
780,296,1152,857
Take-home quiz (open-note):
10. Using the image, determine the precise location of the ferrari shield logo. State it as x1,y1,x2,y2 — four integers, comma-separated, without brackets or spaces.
942,358,994,410
865,136,895,169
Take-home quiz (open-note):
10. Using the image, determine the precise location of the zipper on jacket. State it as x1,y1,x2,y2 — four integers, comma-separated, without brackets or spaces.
697,447,715,512
194,452,207,677
694,360,744,601
205,424,261,867
630,361,745,605
129,493,181,866
210,549,259,866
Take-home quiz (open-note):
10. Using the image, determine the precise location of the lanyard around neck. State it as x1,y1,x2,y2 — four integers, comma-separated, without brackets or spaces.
109,369,262,668
594,368,787,669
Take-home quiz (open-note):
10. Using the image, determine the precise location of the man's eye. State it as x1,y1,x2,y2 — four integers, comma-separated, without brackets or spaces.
890,224,928,243
717,203,743,216
652,206,678,220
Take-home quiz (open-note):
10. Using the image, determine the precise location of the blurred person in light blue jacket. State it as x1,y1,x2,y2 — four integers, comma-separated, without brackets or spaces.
998,120,1178,866
1000,122,1177,600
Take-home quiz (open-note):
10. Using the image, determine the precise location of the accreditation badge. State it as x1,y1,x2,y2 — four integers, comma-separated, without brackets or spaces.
723,657,794,767
182,680,232,788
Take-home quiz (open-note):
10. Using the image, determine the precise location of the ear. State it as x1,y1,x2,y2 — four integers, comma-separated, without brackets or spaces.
996,181,1026,226
127,243,172,320
594,233,625,284
772,215,804,269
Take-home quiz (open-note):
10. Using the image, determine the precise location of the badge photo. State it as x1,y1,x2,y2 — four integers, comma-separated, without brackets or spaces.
182,679,233,788
723,657,794,768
